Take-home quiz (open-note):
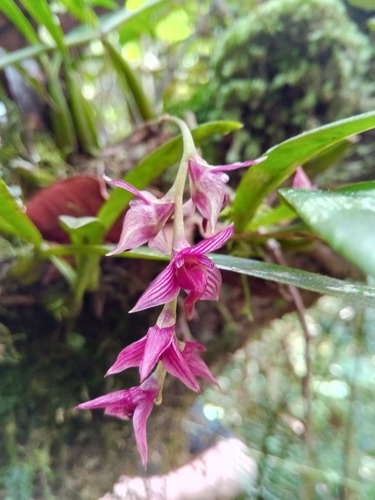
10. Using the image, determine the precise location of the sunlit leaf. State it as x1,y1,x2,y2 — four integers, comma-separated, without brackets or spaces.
58,0,97,25
232,111,375,231
0,179,43,246
279,187,375,278
64,63,99,155
98,120,242,231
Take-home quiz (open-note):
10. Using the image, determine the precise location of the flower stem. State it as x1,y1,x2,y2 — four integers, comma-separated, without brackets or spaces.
162,115,197,251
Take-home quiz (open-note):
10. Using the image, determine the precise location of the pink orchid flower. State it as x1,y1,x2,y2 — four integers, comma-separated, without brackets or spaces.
188,156,266,231
104,176,174,254
292,167,317,190
76,375,159,468
106,310,217,392
130,224,234,320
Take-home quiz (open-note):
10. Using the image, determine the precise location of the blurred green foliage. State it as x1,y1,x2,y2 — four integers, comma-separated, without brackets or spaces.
189,0,374,162
204,298,375,499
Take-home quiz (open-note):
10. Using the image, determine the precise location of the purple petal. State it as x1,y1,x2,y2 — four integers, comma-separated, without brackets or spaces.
130,262,180,313
75,388,137,411
139,325,174,381
106,337,147,376
183,341,206,353
193,172,226,230
185,351,218,386
210,156,267,172
107,203,160,255
184,224,234,256
104,176,152,204
201,263,222,301
104,404,132,420
182,198,196,217
162,340,200,393
132,398,155,469
148,229,169,254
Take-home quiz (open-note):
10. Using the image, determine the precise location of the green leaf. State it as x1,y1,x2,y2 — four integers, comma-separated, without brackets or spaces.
58,0,97,25
279,187,375,278
210,254,375,308
43,242,375,307
0,179,43,246
102,0,167,40
246,203,297,231
59,216,104,244
303,139,354,178
98,120,242,230
64,63,99,155
19,0,66,53
118,0,177,44
232,111,375,231
0,0,39,44
0,1,168,70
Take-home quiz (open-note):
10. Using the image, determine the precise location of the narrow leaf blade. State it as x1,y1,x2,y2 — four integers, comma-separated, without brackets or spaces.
0,179,43,246
233,111,375,230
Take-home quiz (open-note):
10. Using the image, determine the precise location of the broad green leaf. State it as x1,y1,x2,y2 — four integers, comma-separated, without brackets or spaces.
19,0,66,53
43,243,375,307
0,179,43,246
211,254,375,308
59,216,104,244
0,0,39,44
98,120,242,230
107,0,169,43
233,111,375,231
279,188,375,278
100,0,166,34
336,181,375,193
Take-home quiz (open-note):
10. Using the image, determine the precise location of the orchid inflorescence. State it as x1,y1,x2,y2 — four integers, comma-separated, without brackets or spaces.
76,117,265,467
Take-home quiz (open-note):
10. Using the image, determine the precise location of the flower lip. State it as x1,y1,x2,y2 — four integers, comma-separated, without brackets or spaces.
130,224,234,317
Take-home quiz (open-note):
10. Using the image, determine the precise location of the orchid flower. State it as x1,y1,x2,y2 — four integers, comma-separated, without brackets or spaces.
130,224,234,320
106,309,217,392
188,155,266,231
292,166,317,190
104,176,174,254
76,376,159,468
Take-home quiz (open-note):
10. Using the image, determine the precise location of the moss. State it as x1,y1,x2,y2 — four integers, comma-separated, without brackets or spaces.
190,0,374,163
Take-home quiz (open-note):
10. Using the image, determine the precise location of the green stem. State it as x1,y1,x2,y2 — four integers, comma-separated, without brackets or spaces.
162,115,197,250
